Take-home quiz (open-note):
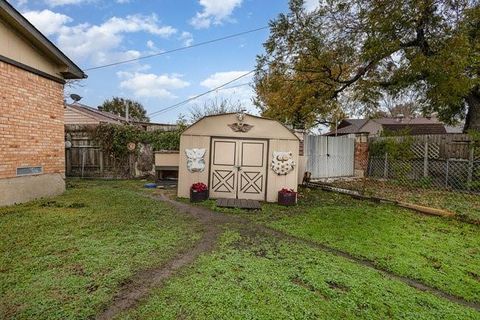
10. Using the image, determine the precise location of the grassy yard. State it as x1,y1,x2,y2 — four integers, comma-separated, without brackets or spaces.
326,179,480,223
1,180,479,319
121,230,478,319
0,180,200,319
200,188,480,303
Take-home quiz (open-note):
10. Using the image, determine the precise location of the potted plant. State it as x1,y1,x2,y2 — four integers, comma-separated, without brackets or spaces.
190,182,208,202
278,188,297,206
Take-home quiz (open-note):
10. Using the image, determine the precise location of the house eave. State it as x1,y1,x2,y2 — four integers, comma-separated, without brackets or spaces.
0,1,86,80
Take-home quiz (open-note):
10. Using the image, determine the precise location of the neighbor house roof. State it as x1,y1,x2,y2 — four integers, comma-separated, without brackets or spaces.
326,116,449,136
67,103,128,124
332,119,369,135
382,123,447,135
372,117,441,125
65,103,178,130
0,0,86,79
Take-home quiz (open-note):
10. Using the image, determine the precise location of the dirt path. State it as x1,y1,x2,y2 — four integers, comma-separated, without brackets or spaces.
96,194,242,320
96,193,479,319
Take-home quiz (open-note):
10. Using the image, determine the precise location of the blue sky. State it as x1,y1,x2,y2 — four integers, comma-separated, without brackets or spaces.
14,0,319,123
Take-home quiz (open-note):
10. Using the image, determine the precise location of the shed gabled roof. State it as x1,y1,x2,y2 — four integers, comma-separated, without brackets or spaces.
182,113,300,141
0,0,86,79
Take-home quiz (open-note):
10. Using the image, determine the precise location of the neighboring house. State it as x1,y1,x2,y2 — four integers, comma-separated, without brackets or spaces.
65,103,178,131
64,102,178,178
326,115,454,136
0,1,85,206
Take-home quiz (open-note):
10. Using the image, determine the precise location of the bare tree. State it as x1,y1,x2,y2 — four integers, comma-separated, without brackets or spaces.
189,98,243,123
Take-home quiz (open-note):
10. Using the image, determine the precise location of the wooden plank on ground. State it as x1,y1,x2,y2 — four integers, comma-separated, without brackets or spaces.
215,198,261,210
216,198,227,207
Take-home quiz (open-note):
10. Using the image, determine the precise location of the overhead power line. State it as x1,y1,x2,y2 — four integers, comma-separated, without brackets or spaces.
216,82,252,90
84,26,269,71
149,70,255,119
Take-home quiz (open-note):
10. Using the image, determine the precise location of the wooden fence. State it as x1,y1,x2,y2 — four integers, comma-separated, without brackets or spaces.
369,133,478,160
65,131,132,177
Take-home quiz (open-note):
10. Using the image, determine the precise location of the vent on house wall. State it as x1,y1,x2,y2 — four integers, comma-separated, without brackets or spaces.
16,166,43,176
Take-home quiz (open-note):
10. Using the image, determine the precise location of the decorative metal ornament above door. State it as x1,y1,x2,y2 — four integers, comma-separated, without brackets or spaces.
228,111,254,132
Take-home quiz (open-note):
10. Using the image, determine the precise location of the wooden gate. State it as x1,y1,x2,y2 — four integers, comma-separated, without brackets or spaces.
209,138,267,200
304,135,355,179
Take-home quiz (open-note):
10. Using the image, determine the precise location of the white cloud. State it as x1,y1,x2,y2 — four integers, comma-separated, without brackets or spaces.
23,9,72,36
44,0,90,7
117,71,190,99
16,0,29,7
94,50,141,66
23,11,177,65
146,40,156,50
190,0,243,29
197,70,255,112
200,70,250,89
179,31,194,46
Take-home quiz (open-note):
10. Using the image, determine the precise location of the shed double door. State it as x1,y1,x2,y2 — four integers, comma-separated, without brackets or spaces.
210,138,267,201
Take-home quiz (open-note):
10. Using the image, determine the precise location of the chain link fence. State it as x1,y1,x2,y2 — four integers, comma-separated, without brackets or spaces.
367,157,480,192
317,134,480,224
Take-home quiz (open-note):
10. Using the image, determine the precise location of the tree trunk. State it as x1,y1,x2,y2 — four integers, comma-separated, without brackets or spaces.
464,89,480,132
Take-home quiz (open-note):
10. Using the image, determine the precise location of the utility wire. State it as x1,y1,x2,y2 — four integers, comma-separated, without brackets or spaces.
216,82,252,90
84,26,269,71
148,70,255,119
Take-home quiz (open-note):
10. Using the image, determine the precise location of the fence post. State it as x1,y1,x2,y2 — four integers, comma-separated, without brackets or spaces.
445,159,449,188
65,149,72,176
99,150,104,174
384,152,388,179
81,148,86,179
423,141,429,178
467,146,474,190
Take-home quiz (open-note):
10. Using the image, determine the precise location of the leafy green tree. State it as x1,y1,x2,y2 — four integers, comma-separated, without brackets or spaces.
99,97,150,122
255,0,480,131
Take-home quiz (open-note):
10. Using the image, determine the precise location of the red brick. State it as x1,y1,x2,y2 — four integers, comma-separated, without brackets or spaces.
0,61,65,179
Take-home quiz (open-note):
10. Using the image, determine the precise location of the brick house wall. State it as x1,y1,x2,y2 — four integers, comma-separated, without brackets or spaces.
0,61,65,179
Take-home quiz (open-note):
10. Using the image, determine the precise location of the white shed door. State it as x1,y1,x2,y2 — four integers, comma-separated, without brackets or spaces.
210,138,267,201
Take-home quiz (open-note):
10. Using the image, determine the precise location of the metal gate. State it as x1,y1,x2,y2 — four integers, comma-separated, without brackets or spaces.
305,135,355,178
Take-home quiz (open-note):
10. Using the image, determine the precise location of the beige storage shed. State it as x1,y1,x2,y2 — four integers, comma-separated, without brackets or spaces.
178,113,299,202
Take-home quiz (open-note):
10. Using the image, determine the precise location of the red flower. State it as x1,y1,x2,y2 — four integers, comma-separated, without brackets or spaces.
279,187,295,194
191,182,208,192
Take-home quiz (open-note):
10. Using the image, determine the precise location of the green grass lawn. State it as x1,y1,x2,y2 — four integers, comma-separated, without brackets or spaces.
121,230,479,320
200,188,480,303
1,180,479,319
327,179,480,223
0,180,200,319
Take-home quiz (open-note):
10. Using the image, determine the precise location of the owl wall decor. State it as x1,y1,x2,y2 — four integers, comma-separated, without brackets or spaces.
271,151,295,175
185,148,206,173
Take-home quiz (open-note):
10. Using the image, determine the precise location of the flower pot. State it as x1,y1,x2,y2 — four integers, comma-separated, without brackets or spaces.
278,191,297,206
190,189,209,202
